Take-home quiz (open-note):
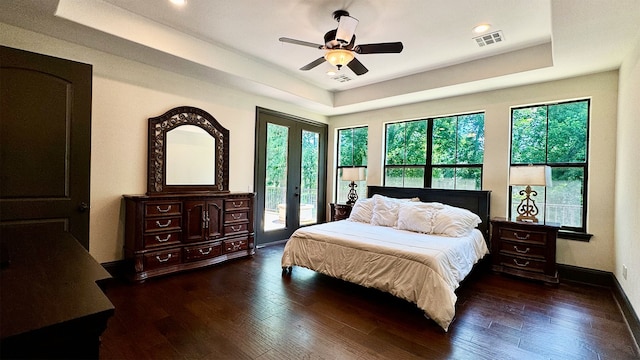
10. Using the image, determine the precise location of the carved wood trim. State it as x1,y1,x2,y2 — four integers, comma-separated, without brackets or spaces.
147,106,229,194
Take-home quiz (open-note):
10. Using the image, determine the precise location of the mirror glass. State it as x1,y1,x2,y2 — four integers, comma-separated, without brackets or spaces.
166,125,216,185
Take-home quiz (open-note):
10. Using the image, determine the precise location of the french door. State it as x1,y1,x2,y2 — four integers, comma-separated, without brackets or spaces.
254,108,327,245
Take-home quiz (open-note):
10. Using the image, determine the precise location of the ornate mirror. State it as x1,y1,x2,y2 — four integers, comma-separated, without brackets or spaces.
147,106,229,194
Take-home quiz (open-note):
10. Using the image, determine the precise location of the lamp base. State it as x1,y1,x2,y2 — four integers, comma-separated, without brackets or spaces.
515,185,540,223
346,181,358,205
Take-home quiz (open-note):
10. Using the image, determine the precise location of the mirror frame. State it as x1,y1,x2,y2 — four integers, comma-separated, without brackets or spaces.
147,106,229,194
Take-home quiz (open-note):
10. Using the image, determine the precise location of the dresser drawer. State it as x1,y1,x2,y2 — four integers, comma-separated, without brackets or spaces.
499,253,546,273
225,198,250,211
183,242,222,262
224,223,248,236
143,230,181,248
224,211,248,223
144,216,181,232
144,201,182,217
143,249,181,270
498,227,546,245
498,240,546,259
224,238,248,253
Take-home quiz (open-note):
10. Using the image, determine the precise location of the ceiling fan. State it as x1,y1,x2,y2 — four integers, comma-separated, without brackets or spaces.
279,10,404,76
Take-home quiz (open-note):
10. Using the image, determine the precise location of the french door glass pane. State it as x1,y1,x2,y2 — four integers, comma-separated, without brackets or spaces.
301,130,319,225
265,123,288,231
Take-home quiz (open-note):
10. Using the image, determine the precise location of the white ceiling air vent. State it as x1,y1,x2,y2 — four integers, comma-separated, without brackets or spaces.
331,74,353,82
474,31,504,47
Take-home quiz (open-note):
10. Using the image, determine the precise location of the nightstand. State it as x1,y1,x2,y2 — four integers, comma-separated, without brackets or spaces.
330,203,352,221
490,218,560,284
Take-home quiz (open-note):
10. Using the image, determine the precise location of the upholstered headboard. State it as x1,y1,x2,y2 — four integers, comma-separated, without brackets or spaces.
367,186,491,243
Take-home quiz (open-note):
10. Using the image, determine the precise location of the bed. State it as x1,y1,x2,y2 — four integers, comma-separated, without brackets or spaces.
281,186,491,331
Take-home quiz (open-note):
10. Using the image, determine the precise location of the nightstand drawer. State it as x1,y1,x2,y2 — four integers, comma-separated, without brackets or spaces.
498,227,546,245
499,253,546,273
330,203,352,221
490,218,560,284
498,240,546,259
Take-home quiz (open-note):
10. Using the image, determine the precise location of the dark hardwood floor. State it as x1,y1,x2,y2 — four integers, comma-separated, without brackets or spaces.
101,243,639,360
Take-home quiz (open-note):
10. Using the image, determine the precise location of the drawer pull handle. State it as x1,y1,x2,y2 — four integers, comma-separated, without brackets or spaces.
513,259,530,267
513,232,530,240
156,254,172,262
231,213,242,220
231,225,242,232
513,245,530,254
156,205,172,213
155,234,172,243
156,220,172,228
199,247,212,255
232,201,244,208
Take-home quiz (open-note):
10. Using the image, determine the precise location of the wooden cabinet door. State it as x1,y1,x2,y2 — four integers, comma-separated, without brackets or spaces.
184,201,206,242
206,200,223,239
185,199,223,242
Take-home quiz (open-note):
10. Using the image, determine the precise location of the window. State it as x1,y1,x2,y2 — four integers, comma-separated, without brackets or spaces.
510,99,589,233
384,113,485,190
336,126,367,203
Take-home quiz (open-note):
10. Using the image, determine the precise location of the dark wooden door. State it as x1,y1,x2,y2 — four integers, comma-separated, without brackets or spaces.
254,108,327,245
0,46,92,249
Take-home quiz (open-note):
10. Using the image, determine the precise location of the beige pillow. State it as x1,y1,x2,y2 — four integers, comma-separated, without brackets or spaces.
397,202,444,233
347,198,374,223
370,194,418,227
431,205,482,237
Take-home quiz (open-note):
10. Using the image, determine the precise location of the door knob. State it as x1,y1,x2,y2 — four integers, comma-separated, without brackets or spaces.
78,202,90,212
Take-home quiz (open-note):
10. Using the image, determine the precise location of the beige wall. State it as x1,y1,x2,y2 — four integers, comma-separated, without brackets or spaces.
615,37,640,316
0,22,633,296
328,71,619,272
1,24,327,263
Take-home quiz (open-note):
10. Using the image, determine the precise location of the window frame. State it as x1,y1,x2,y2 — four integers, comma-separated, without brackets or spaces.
335,126,368,203
382,112,485,190
509,99,591,237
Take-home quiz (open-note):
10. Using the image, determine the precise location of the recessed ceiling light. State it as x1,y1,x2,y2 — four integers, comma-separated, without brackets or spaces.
473,24,491,34
326,70,337,76
170,0,187,6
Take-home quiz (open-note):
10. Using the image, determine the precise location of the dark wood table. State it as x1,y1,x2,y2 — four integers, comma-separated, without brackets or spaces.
1,228,115,359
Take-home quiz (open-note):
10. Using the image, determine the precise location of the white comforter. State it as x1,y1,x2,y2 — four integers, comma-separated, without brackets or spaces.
281,220,489,331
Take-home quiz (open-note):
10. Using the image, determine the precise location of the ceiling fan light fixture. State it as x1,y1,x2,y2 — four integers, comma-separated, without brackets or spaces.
324,49,354,69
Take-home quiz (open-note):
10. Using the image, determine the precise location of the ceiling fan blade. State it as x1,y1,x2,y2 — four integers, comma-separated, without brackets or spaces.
279,37,324,49
335,15,358,45
355,42,404,54
347,57,368,76
300,57,326,71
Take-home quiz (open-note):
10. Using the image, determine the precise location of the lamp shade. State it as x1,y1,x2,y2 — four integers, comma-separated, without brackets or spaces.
325,49,355,68
509,165,552,187
342,167,365,182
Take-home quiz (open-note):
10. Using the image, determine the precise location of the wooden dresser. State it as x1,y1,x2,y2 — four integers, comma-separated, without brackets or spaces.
1,229,114,359
490,217,560,284
330,203,352,221
123,192,254,281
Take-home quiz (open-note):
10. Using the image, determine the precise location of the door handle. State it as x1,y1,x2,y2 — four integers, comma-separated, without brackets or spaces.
78,202,90,212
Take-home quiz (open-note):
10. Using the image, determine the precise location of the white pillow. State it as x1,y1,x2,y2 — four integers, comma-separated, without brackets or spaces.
396,202,444,233
347,198,374,223
370,194,417,227
431,204,482,237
